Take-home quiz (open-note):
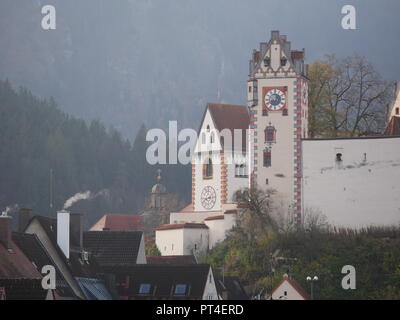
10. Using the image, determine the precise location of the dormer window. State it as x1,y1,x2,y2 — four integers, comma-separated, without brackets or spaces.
264,57,270,67
139,283,152,295
174,284,187,296
280,57,287,66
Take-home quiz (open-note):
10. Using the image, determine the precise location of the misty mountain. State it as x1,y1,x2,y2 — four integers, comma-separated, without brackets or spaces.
0,0,399,140
0,79,190,225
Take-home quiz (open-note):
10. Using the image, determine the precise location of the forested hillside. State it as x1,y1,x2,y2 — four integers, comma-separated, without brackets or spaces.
0,80,190,226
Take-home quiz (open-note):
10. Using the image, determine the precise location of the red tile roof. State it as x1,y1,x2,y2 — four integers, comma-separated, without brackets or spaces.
224,209,238,215
204,215,224,221
384,116,400,136
90,214,142,232
155,223,208,231
0,239,42,279
207,103,249,133
201,103,249,151
271,275,310,300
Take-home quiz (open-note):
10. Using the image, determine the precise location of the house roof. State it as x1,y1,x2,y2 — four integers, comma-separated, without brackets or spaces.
83,231,143,267
384,116,400,136
90,214,142,232
0,279,49,300
215,276,249,300
205,103,249,151
147,255,197,265
271,275,310,300
0,235,42,279
102,264,211,300
75,277,113,300
155,223,209,231
206,103,249,133
12,232,75,298
204,215,224,221
28,216,101,278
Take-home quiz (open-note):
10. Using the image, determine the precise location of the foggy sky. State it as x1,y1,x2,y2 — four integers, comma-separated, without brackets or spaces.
0,0,399,139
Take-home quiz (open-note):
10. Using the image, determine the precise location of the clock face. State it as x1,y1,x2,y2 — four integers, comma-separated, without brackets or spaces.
264,88,286,111
201,186,216,210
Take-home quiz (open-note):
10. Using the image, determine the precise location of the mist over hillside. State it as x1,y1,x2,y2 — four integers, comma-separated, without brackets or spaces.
0,0,399,140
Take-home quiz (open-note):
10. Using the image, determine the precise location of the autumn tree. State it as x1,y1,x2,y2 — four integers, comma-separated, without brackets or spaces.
308,55,394,137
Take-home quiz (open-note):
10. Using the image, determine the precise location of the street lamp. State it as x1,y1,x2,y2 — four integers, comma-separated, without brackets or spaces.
306,276,318,300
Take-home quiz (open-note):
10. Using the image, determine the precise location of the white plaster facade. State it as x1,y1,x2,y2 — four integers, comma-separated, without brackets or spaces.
155,225,209,256
271,276,308,300
303,136,400,227
202,267,219,300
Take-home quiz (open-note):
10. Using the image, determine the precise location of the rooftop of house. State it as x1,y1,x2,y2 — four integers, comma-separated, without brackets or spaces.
0,279,52,300
12,232,75,298
0,218,42,280
147,255,197,265
271,275,310,300
90,214,142,232
201,103,249,151
83,231,143,267
215,276,249,300
27,216,101,278
101,264,212,300
155,223,209,231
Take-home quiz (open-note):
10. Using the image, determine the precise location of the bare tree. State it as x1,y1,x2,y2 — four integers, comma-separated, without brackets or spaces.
309,54,394,137
234,187,278,243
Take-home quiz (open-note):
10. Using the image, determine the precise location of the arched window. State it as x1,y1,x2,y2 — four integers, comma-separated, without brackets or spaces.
203,158,213,179
264,125,276,143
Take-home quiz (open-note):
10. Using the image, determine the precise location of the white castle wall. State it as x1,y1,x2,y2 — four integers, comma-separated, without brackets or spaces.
303,136,400,228
204,218,226,249
156,228,209,256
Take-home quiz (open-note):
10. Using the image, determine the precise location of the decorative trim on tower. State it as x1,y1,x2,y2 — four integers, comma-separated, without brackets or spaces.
221,152,228,204
293,77,304,225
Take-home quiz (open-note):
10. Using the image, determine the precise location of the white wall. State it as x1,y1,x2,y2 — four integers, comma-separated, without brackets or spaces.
226,151,249,202
202,267,219,300
303,137,400,228
204,219,226,249
156,227,209,256
156,228,184,256
136,234,147,264
223,213,237,232
170,211,223,224
271,280,306,300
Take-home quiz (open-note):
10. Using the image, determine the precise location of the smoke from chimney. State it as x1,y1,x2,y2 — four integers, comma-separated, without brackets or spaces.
63,189,110,210
63,191,91,210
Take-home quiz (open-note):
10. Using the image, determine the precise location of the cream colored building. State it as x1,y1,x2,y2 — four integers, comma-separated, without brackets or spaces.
155,30,400,256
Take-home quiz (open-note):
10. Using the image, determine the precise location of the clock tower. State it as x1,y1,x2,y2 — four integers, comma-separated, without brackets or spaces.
248,30,308,224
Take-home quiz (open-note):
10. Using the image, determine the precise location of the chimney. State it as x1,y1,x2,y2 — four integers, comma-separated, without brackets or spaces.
70,213,83,248
0,213,12,249
271,30,280,41
57,210,70,259
18,208,32,232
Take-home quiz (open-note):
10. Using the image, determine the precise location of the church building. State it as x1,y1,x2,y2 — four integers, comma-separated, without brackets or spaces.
155,30,400,256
